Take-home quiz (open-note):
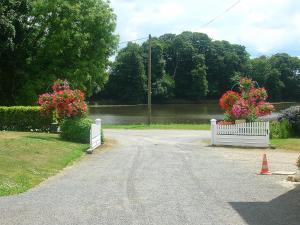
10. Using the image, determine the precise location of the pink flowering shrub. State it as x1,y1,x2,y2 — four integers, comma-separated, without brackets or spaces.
256,102,274,117
219,91,240,111
219,77,274,122
38,80,87,122
231,99,251,119
248,88,268,105
239,77,253,93
52,79,70,92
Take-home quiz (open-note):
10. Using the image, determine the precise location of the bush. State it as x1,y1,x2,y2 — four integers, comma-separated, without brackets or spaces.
60,117,92,143
219,77,274,122
38,79,88,122
270,119,293,139
297,155,300,168
278,106,300,136
0,106,53,131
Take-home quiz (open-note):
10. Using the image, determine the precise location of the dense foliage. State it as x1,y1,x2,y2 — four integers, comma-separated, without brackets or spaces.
38,80,88,122
270,106,300,139
0,106,53,131
99,31,300,103
278,106,300,136
103,43,147,103
270,119,293,139
60,117,92,143
219,77,274,122
1,0,300,105
0,0,117,105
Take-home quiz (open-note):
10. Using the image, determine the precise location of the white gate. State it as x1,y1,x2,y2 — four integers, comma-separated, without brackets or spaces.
211,119,269,148
88,119,102,153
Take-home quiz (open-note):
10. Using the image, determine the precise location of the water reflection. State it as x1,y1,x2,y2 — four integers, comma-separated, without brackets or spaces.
88,102,298,125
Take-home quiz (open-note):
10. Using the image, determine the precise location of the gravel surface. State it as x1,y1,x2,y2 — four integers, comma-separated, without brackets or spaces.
0,129,299,225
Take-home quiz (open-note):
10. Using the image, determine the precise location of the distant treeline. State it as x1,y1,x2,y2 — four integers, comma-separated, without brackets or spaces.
97,31,300,104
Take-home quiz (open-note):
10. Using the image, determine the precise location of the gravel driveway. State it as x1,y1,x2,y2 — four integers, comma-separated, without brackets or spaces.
0,129,299,225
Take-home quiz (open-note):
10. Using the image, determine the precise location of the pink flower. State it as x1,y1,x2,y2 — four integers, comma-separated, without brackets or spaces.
231,99,251,119
38,80,87,120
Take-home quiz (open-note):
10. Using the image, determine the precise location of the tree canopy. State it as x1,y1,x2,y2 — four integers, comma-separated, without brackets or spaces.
1,0,299,105
101,31,300,103
0,0,117,105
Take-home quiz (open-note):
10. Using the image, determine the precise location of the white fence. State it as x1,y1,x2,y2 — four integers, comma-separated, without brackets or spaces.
211,119,269,148
88,119,102,153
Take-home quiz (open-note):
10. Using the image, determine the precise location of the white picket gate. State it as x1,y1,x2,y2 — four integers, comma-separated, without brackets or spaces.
88,119,102,153
211,119,269,147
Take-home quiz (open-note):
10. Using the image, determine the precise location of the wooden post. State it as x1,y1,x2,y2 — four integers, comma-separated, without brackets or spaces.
147,34,152,125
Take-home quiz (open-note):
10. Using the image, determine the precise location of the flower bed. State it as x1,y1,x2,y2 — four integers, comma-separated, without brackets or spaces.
219,77,274,124
211,77,273,147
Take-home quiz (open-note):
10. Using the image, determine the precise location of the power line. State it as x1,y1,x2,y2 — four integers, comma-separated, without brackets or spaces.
200,0,242,27
118,36,148,45
117,0,242,46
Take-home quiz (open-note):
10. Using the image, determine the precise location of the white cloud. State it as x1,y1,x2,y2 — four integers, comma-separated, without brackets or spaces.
110,0,300,56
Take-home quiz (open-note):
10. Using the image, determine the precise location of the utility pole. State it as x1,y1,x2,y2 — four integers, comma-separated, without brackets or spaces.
147,34,152,125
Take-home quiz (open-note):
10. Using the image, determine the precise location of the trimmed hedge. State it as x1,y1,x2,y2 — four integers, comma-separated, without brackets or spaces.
0,106,53,131
60,117,92,143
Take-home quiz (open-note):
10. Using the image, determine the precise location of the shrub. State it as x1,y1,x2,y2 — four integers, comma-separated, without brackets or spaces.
0,106,53,131
38,79,88,122
219,91,240,111
278,106,300,136
219,77,274,122
297,155,300,168
270,119,293,139
60,117,92,143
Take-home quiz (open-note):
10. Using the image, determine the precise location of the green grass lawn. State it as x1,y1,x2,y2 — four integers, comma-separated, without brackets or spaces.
103,123,210,130
271,138,300,152
0,131,89,196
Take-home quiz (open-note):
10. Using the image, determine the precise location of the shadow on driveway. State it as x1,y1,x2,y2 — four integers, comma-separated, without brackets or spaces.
230,185,300,225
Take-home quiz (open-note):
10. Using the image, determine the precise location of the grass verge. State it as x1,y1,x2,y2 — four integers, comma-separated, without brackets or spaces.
271,138,300,152
103,123,210,130
0,131,89,196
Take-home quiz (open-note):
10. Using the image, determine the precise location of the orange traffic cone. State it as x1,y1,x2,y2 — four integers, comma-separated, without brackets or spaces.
259,154,272,175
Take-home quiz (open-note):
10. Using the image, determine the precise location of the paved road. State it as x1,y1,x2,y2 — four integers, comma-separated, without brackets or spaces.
0,130,300,225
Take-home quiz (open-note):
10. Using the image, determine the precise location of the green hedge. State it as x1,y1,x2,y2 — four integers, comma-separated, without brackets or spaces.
0,106,53,131
60,117,92,143
270,119,293,139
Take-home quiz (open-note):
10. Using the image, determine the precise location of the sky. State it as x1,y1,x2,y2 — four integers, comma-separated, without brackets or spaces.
110,0,300,57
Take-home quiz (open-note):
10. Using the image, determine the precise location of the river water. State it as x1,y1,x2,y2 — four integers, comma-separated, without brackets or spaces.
89,102,298,125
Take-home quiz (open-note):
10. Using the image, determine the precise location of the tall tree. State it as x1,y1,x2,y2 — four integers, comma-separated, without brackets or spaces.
0,0,31,105
205,41,250,98
269,53,300,100
265,69,284,101
249,56,284,101
189,54,208,99
0,0,117,105
142,38,174,102
105,43,146,103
